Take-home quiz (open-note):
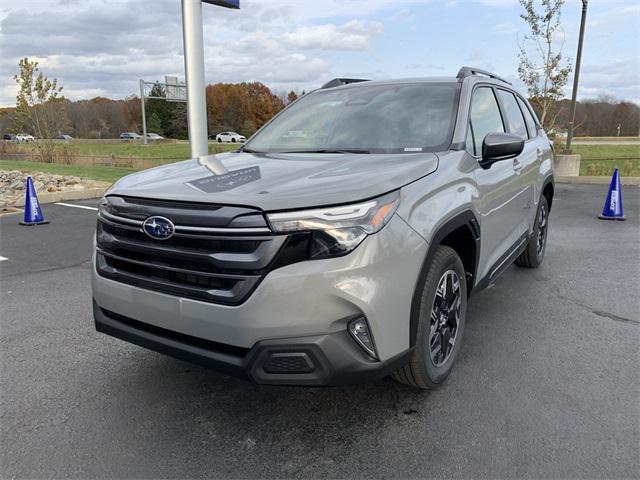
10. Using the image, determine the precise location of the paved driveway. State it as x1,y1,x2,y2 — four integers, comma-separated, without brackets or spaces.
1,184,638,479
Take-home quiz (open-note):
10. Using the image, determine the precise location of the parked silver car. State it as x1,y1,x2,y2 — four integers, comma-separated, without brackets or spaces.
93,67,554,388
119,132,142,140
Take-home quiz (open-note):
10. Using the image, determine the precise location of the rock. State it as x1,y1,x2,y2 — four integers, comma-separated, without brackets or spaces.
0,168,109,207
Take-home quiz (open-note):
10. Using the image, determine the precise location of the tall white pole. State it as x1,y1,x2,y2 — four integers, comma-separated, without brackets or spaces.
139,80,148,145
182,0,209,158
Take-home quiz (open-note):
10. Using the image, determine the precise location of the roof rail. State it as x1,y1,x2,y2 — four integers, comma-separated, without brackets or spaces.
320,78,370,89
456,66,511,85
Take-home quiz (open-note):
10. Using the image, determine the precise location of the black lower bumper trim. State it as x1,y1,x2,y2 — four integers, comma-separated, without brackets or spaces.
93,301,413,386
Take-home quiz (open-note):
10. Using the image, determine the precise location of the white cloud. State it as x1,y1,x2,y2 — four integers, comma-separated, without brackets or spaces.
578,58,640,103
0,0,388,106
282,20,383,51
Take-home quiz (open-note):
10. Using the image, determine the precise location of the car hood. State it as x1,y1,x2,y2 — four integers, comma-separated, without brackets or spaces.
107,151,439,211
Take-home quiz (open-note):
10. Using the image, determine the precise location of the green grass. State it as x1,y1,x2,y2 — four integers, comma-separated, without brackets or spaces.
579,159,639,177
15,141,238,159
572,143,640,160
571,144,640,176
0,160,138,183
574,136,640,142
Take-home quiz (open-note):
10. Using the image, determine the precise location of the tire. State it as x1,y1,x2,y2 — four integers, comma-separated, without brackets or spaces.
392,245,468,389
231,138,236,143
515,196,549,268
217,138,222,143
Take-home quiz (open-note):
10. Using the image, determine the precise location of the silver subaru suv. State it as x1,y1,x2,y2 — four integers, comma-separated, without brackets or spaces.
93,67,554,388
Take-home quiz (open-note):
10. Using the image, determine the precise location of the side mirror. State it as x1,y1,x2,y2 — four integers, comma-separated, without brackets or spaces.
480,133,524,168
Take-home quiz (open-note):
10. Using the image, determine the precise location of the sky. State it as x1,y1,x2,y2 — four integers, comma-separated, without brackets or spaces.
0,0,639,107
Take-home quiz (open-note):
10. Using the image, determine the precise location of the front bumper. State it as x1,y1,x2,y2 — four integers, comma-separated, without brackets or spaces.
93,214,429,384
94,302,413,386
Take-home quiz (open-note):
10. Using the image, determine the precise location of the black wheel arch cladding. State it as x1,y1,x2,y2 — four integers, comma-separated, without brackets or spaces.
409,210,480,347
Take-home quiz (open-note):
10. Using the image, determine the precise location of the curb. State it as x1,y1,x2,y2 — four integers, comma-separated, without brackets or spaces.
556,176,640,186
12,187,108,207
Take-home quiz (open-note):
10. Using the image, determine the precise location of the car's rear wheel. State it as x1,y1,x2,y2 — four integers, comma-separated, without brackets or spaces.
217,138,222,143
515,196,549,268
231,138,236,143
392,245,467,389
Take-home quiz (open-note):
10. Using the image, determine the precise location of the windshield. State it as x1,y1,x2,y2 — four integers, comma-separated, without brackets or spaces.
244,82,460,154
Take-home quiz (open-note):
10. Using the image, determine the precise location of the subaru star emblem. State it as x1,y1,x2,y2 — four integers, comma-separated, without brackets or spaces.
142,216,175,240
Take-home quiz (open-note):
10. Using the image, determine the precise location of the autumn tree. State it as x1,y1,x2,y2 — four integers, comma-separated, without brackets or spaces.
517,0,572,130
287,90,299,104
122,95,141,132
206,82,285,136
13,57,66,161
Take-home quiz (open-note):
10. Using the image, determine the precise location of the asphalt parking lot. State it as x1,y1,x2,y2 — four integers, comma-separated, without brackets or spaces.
1,183,638,479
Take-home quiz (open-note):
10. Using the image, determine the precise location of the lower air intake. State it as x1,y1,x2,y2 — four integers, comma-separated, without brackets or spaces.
262,352,315,374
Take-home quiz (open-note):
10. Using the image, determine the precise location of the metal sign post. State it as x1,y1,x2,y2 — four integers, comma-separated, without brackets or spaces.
181,0,239,159
139,79,148,145
139,78,186,145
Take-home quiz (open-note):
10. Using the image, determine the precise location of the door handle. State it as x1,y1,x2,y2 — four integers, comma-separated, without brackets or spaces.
536,148,543,160
513,158,523,171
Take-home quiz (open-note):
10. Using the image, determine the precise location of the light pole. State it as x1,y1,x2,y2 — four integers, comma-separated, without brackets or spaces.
139,80,148,145
565,0,588,154
181,0,239,159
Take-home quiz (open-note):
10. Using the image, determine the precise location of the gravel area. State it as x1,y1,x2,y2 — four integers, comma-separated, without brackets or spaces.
0,170,109,207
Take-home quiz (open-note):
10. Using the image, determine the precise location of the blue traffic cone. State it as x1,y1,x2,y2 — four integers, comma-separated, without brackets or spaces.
598,168,625,221
19,176,50,226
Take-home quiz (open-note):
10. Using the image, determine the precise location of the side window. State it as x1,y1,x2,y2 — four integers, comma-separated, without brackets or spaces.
496,89,528,139
469,87,505,155
517,96,538,138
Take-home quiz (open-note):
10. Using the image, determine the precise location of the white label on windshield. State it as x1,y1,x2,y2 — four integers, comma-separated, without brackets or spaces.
404,147,423,152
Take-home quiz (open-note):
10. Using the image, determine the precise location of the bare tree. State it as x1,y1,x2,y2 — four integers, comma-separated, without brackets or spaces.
518,0,572,131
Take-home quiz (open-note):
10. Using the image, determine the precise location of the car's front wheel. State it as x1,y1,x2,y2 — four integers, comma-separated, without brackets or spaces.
392,245,467,389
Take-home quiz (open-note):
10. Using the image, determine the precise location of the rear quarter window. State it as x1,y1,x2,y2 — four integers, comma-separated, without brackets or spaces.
516,96,538,138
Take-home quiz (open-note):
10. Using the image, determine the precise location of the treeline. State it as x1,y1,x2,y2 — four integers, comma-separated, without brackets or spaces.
529,97,640,137
558,98,639,137
0,84,637,139
0,81,295,139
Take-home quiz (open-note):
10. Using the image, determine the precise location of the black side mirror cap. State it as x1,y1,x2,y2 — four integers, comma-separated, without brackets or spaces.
480,133,525,168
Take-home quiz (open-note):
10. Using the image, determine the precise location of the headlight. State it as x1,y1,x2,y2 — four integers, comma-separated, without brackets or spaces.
97,197,108,214
267,191,399,259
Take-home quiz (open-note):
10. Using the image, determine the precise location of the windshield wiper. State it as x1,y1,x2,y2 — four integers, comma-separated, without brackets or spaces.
278,149,371,154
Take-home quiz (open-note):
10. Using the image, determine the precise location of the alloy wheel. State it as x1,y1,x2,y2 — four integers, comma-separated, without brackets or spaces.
536,203,548,257
428,269,462,367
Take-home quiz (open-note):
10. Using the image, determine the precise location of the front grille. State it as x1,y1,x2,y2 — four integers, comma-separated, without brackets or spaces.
96,195,289,305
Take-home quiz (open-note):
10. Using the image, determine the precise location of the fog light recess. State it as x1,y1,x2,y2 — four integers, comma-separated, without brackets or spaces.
348,316,378,359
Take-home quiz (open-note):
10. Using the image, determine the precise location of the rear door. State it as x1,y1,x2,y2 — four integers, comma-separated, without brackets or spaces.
467,86,528,281
517,95,553,230
495,88,537,233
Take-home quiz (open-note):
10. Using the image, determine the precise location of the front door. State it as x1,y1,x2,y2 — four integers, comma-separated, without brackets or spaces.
467,86,529,281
